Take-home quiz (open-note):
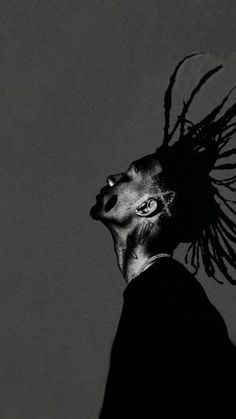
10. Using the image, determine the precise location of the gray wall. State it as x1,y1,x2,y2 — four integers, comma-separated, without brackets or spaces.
0,1,235,418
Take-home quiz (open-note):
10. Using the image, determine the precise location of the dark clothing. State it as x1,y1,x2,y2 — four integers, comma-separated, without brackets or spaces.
99,257,235,418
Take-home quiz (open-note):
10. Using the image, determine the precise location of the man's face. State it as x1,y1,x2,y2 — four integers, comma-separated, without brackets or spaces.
90,153,163,226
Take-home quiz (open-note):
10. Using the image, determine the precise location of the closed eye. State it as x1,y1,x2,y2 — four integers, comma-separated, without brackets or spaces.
128,163,139,173
122,173,130,181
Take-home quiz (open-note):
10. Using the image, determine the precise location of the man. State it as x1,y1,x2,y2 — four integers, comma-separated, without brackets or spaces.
90,55,236,417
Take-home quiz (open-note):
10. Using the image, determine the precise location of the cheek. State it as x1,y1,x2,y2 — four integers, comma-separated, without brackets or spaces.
106,186,140,216
117,191,138,214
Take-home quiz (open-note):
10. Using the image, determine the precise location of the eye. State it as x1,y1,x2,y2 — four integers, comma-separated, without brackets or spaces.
122,173,130,181
131,163,139,173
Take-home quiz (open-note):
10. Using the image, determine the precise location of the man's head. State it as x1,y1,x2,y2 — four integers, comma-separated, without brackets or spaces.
90,145,219,247
90,153,176,239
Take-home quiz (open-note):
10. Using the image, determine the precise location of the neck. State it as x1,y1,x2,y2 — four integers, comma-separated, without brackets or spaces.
109,221,172,283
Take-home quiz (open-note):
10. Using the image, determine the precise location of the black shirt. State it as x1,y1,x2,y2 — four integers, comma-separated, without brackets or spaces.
99,257,235,418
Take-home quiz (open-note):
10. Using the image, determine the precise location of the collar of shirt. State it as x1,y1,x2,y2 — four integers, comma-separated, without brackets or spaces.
130,253,172,282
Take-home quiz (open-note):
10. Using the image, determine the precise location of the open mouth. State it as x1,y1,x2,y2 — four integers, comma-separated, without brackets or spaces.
105,194,118,212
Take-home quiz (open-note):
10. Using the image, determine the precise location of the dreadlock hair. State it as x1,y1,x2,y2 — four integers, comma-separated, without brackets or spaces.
155,53,236,284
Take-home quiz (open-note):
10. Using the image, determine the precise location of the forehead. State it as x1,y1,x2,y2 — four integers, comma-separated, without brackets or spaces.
129,154,162,175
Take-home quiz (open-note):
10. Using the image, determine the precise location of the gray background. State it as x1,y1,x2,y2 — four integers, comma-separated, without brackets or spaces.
0,1,236,418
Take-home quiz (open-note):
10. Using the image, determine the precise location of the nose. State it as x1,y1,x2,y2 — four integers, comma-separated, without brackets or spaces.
106,173,123,187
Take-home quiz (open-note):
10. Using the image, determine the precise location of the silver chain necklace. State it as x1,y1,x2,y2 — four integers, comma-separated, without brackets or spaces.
132,253,172,281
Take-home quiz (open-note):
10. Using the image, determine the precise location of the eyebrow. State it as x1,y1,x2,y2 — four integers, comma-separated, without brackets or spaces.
129,162,140,172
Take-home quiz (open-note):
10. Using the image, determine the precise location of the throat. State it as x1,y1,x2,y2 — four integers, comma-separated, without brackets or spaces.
119,244,172,284
110,227,172,283
113,235,142,282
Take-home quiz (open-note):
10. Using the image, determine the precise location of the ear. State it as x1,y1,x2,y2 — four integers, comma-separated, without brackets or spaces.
135,198,160,217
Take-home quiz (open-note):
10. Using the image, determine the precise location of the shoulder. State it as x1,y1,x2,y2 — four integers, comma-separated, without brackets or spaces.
124,257,204,305
134,256,204,298
124,256,206,316
130,257,229,339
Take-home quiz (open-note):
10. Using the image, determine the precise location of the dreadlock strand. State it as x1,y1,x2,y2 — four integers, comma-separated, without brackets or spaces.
214,103,236,142
162,53,203,146
190,241,199,273
219,210,236,234
218,182,236,193
218,148,236,159
209,226,223,266
211,175,236,186
196,240,201,271
185,241,195,264
168,64,223,141
213,187,236,204
215,195,236,216
217,218,236,242
212,224,235,264
180,86,236,147
209,225,235,283
218,124,236,144
214,162,236,170
201,230,215,277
